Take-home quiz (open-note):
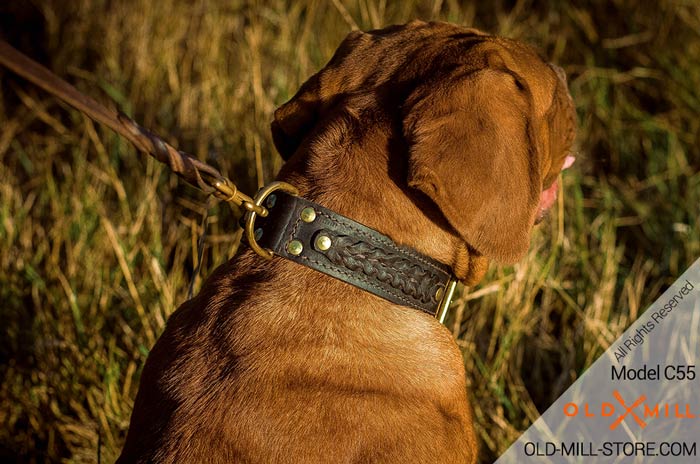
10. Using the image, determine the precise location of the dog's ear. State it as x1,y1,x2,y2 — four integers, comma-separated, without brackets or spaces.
271,31,374,160
404,67,543,264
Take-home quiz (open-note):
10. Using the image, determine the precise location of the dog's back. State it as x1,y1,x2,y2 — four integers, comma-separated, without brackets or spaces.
118,251,476,463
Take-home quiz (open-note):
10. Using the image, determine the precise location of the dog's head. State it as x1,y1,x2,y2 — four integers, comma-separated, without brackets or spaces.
272,20,576,265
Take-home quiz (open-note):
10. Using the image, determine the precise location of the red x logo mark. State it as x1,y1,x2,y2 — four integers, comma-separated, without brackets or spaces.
609,390,647,430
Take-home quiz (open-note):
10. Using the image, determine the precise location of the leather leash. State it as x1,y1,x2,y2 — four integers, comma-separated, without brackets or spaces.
0,40,263,216
0,40,457,322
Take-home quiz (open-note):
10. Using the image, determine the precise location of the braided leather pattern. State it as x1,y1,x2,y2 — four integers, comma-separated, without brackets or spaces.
321,232,443,305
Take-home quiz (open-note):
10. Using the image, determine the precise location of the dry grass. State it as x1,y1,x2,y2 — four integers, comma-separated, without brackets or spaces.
1,1,698,462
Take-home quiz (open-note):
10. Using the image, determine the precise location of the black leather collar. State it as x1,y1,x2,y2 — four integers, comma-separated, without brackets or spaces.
250,191,454,317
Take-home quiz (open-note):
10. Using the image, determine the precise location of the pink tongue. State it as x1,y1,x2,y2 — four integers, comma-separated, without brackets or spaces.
538,180,559,214
537,155,575,218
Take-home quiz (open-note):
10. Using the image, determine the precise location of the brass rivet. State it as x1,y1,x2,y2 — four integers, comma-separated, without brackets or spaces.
435,286,444,301
315,235,332,251
265,194,277,209
287,239,303,256
300,207,316,223
254,228,263,241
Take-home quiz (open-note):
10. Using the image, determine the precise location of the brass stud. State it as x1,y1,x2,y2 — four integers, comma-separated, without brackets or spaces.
314,235,332,251
435,286,444,302
300,207,316,223
287,239,303,256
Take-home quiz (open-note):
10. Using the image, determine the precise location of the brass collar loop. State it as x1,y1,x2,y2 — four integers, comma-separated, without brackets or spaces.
243,181,299,260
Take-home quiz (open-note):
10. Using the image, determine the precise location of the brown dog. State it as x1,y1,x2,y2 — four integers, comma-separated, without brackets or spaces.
118,20,576,463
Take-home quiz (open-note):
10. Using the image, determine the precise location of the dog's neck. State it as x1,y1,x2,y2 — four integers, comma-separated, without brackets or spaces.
197,118,481,388
275,116,488,287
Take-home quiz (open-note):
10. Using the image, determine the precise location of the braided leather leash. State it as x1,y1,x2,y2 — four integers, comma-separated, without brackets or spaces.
0,39,268,217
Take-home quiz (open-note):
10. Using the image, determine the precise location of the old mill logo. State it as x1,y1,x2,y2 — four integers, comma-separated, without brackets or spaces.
564,390,696,430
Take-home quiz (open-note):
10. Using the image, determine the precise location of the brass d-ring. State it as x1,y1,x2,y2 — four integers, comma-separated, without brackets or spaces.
244,181,299,260
435,278,457,324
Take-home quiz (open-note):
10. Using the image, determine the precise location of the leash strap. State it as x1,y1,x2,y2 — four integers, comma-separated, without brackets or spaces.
253,192,454,316
0,39,265,215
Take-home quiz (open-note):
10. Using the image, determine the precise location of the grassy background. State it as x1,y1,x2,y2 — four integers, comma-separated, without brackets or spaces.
1,0,698,462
